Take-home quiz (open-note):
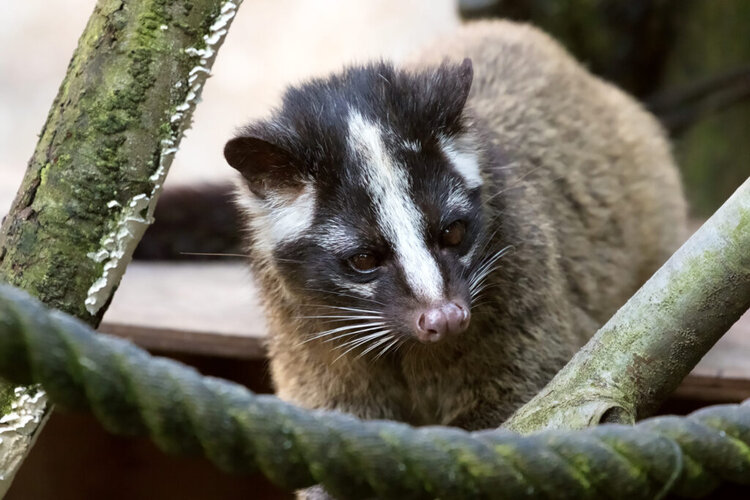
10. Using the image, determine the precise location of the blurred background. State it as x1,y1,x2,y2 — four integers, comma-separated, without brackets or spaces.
2,1,748,221
1,1,748,499
0,0,459,216
459,0,750,217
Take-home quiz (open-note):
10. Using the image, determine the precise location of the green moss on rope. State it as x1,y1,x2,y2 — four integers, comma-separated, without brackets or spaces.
1,282,750,499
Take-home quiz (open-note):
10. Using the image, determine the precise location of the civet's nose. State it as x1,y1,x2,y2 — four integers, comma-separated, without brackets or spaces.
414,301,471,343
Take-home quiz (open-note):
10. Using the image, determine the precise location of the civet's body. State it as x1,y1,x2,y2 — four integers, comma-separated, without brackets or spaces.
224,21,686,430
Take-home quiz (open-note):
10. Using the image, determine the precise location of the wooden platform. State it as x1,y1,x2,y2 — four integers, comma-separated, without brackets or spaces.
102,262,267,359
102,261,750,403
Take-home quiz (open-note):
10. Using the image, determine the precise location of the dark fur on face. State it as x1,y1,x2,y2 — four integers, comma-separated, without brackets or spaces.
226,59,499,351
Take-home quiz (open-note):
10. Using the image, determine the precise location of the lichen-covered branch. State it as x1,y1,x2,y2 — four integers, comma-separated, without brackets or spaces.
0,0,241,322
0,0,242,494
505,178,750,434
0,386,48,498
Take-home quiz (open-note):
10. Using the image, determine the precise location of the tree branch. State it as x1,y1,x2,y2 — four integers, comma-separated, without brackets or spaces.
648,64,750,135
505,178,750,433
0,0,242,494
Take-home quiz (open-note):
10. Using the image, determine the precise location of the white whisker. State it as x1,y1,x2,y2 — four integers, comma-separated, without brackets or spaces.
334,330,392,361
471,245,512,278
487,161,520,171
335,330,391,350
468,245,513,303
481,165,545,207
303,287,386,306
300,304,381,315
470,261,499,292
300,322,386,344
179,252,249,258
295,315,383,322
353,334,395,360
471,278,501,299
470,262,503,293
371,336,402,361
323,325,389,344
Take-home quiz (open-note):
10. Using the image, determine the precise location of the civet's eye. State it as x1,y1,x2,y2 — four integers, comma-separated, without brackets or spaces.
441,220,466,247
348,252,380,273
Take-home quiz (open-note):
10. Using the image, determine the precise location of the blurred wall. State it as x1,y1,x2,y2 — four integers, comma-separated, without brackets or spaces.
460,0,750,217
0,0,460,214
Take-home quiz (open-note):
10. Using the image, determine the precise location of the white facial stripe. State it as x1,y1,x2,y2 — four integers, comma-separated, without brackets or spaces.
235,182,316,256
459,240,479,267
347,110,444,302
440,135,483,189
266,186,316,242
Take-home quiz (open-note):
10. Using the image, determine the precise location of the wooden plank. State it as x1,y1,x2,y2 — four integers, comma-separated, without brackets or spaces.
101,324,267,360
673,375,750,403
102,261,266,336
100,262,268,358
102,262,750,402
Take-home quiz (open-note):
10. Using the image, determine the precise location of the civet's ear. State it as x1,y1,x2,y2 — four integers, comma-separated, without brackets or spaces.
223,136,302,198
430,58,474,124
453,58,474,110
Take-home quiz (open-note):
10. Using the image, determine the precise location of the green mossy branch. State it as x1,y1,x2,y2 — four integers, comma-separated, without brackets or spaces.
0,0,242,324
0,0,242,494
0,384,13,415
505,178,750,434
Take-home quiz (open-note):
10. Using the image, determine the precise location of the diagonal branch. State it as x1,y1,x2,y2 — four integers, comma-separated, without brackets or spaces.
0,0,243,495
505,178,750,433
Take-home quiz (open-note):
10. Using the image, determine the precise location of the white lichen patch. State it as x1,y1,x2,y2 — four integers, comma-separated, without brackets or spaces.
83,0,241,316
0,387,48,494
84,193,153,314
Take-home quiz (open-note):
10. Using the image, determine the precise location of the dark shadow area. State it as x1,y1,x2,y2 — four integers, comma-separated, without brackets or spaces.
7,356,290,500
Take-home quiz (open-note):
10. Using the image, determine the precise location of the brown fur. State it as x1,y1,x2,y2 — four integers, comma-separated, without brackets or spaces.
244,21,687,434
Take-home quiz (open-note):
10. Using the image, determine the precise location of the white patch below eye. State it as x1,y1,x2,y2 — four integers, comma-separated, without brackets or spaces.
347,110,444,303
440,134,483,190
459,241,479,267
332,276,377,298
318,222,356,255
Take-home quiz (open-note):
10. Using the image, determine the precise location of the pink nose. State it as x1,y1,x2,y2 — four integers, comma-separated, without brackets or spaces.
414,301,470,343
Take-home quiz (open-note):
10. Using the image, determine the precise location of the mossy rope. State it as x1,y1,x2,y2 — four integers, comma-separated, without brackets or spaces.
1,283,749,499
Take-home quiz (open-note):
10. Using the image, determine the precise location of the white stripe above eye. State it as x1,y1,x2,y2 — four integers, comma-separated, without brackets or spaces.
347,110,444,302
317,221,357,254
439,134,483,190
445,185,473,214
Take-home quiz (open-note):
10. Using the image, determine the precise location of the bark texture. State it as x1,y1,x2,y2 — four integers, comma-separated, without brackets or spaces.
0,0,242,494
0,0,240,322
505,178,750,434
0,387,48,498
